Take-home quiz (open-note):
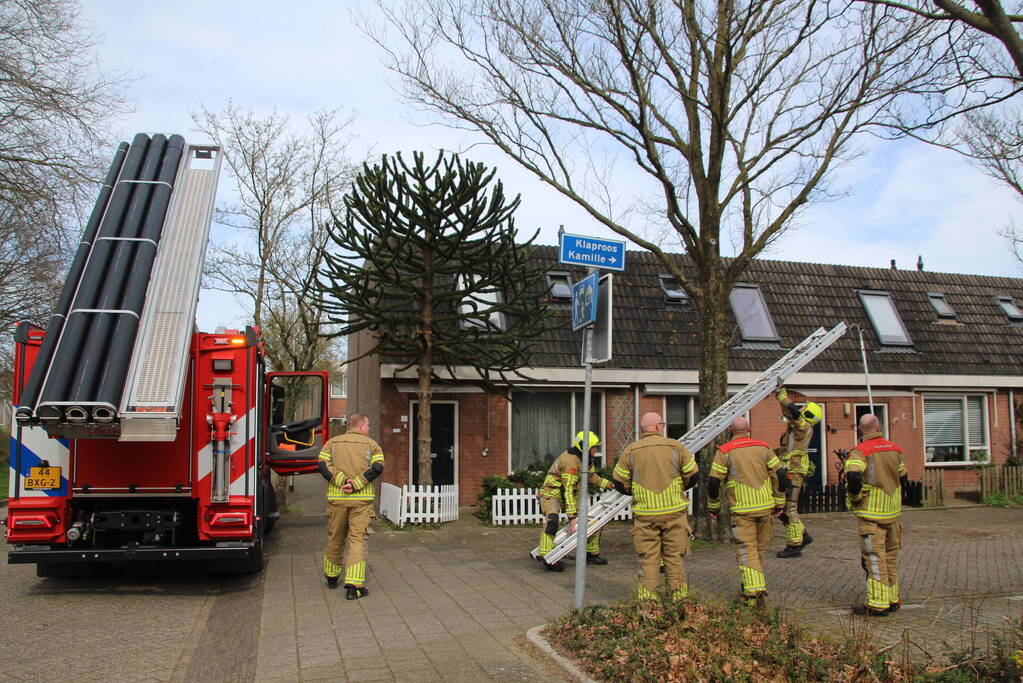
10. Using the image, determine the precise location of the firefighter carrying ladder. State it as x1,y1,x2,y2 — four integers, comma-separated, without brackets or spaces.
531,322,848,565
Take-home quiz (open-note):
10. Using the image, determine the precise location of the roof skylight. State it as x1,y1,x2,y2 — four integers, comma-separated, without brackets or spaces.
927,292,956,319
996,295,1023,321
859,291,912,346
729,284,778,342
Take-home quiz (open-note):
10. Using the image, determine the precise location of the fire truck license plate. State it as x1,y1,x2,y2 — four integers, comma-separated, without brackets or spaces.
25,466,61,489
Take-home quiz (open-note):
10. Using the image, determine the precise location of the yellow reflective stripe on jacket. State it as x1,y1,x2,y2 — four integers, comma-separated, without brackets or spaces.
783,449,809,474
680,456,697,475
711,461,728,475
766,456,780,469
613,463,630,480
726,479,775,514
319,451,332,461
631,477,687,515
538,472,562,499
563,472,580,515
855,485,902,520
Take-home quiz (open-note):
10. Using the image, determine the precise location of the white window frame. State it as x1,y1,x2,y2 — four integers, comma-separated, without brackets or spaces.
854,402,889,439
658,274,689,306
995,295,1023,321
662,394,698,440
546,271,573,301
457,274,505,331
330,374,347,398
858,290,913,346
923,393,990,467
926,292,956,319
729,284,779,342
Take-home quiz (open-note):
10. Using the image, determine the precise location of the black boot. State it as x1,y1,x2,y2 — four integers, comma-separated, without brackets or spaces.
586,553,608,565
851,603,888,617
326,575,339,589
544,560,565,572
345,585,369,600
800,532,814,548
776,545,802,559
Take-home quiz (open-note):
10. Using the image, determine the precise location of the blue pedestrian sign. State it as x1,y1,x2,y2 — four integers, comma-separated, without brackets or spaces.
572,272,599,331
559,233,626,271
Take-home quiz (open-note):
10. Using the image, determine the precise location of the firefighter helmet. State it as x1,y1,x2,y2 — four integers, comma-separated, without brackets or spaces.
574,431,600,452
801,402,823,426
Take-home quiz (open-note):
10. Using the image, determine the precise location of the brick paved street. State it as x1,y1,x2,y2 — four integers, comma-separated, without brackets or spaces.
2,473,1021,682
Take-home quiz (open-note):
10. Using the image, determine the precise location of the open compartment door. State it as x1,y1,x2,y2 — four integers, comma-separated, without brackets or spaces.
265,371,328,475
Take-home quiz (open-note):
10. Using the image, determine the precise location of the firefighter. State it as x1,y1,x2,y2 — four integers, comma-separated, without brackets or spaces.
535,431,614,571
775,384,822,558
612,412,698,603
845,413,907,616
318,412,385,600
707,416,788,606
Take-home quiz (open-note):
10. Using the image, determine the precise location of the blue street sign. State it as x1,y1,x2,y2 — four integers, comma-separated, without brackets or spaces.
572,272,599,331
559,233,626,271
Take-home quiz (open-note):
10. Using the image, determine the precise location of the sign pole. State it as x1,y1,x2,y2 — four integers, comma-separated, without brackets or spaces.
574,318,594,611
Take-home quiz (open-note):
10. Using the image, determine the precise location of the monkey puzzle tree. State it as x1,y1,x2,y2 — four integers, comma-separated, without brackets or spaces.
315,151,552,486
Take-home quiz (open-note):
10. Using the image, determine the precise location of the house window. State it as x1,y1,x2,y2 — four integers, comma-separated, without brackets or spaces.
927,292,956,319
458,275,505,331
854,403,888,439
510,391,572,470
995,295,1023,321
923,395,989,465
658,275,689,307
330,374,347,398
729,284,778,342
858,291,912,346
665,395,698,440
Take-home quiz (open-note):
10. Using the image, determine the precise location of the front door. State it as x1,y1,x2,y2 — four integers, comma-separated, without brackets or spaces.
805,405,825,489
410,401,456,486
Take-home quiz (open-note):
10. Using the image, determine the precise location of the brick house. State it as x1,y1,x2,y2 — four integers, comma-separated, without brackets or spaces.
348,247,1023,507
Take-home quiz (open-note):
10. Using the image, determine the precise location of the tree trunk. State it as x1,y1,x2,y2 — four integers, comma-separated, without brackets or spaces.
416,359,433,487
416,248,435,486
694,266,731,541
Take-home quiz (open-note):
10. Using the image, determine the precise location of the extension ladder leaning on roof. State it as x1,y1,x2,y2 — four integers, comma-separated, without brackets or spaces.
530,322,848,566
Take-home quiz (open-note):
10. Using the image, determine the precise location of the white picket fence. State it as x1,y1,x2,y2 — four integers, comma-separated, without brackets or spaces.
378,483,458,527
490,488,634,525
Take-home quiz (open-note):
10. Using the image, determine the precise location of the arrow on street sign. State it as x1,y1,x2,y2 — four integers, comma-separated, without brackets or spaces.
559,233,626,272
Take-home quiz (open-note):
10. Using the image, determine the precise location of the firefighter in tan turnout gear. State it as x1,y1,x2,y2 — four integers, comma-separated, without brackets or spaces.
535,431,614,571
707,417,788,606
845,413,907,617
775,385,822,558
613,412,698,602
318,413,385,600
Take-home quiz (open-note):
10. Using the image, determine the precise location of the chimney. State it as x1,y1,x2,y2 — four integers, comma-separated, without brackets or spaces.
890,259,897,270
917,255,924,271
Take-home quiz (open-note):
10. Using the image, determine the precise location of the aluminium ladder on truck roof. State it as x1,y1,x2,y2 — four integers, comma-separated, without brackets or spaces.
118,144,222,441
531,322,848,565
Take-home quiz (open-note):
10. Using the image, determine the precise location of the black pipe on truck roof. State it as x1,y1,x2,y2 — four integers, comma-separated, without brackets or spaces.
35,133,153,420
69,134,170,405
32,133,185,426
13,142,129,424
96,134,185,414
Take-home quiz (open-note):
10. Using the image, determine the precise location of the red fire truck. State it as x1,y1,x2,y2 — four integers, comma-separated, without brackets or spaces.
5,134,324,575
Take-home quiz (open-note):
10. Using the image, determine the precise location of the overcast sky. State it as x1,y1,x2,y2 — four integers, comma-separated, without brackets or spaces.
79,1,1023,332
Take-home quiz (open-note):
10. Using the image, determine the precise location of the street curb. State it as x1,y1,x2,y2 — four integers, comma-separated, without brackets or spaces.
525,624,598,683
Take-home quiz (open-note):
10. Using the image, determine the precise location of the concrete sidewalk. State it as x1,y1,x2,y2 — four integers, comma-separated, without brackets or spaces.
256,474,1023,682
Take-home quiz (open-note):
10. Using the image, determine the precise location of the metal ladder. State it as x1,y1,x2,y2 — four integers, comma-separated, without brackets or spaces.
531,322,847,565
